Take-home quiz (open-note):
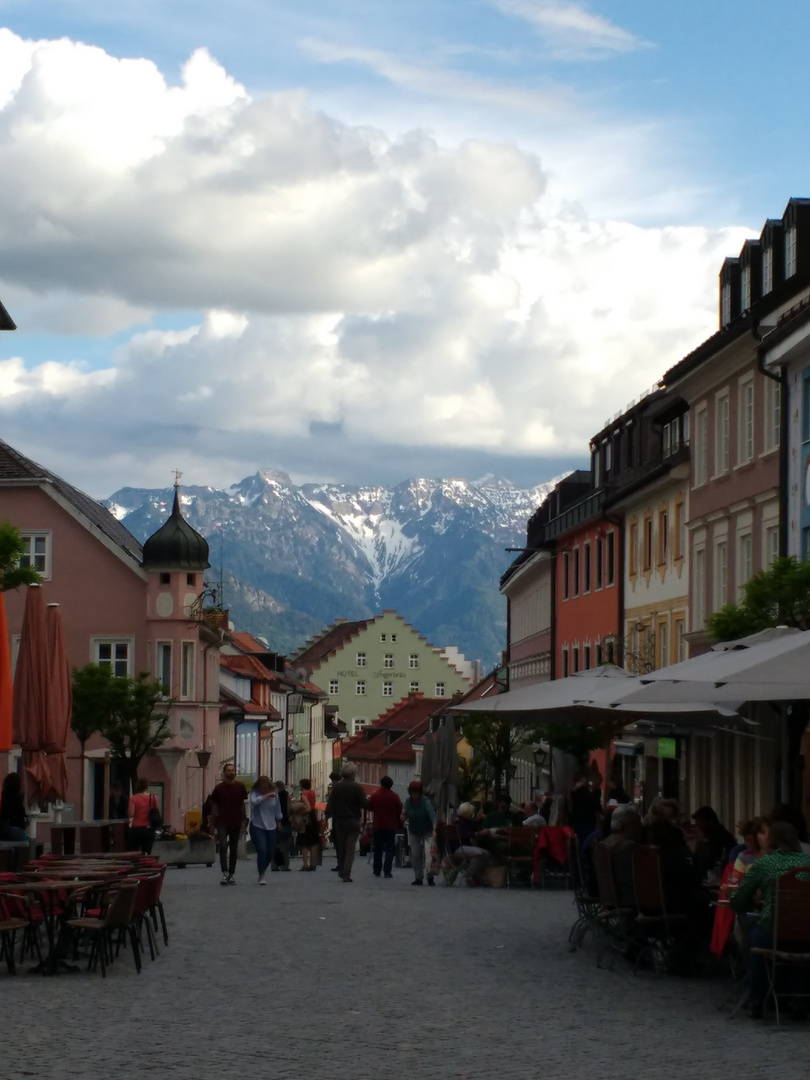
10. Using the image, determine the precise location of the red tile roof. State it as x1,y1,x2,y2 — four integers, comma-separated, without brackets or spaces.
220,654,276,681
343,695,447,762
228,631,270,654
292,619,369,671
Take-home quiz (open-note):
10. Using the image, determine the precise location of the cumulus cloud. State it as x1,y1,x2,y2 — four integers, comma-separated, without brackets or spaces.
0,30,747,495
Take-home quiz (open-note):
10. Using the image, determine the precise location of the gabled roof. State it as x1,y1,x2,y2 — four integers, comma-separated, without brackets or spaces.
342,694,447,761
220,654,276,681
0,437,143,564
229,631,270,654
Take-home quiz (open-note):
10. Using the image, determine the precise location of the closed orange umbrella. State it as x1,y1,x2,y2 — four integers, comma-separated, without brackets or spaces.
44,603,71,802
0,590,12,755
11,584,52,804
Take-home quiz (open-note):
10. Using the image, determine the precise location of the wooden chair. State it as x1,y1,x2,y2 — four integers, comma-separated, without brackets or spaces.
592,842,637,968
505,826,537,889
440,825,472,887
750,866,810,1027
0,895,30,975
632,846,687,975
67,882,140,977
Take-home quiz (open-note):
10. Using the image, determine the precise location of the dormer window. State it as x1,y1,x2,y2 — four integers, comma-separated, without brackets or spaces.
740,265,751,310
762,246,773,294
721,282,732,326
785,226,798,278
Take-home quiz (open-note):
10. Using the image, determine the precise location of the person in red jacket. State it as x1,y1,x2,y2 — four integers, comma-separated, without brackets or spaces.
368,776,403,879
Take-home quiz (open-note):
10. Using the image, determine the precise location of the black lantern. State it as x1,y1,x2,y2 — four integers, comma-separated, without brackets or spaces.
533,747,549,769
196,750,212,768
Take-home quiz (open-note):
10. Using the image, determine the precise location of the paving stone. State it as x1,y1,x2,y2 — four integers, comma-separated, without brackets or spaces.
1,854,807,1079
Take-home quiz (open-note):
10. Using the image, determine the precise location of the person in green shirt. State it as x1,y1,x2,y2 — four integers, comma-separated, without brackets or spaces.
403,781,436,886
730,821,810,1018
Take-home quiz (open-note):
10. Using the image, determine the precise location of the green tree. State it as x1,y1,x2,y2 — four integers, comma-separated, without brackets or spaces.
0,520,42,591
456,754,486,805
707,557,810,641
71,665,172,797
459,712,544,799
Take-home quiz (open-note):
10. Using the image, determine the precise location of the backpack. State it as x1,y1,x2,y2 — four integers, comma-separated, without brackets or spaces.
148,795,163,830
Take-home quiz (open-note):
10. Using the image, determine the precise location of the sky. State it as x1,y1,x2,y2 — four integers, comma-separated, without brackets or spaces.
0,1,808,497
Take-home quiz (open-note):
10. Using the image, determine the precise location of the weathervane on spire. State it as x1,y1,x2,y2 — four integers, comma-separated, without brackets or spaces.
174,468,183,491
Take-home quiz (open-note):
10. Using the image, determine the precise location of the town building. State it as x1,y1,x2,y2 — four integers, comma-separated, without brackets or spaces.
0,438,221,833
292,611,471,736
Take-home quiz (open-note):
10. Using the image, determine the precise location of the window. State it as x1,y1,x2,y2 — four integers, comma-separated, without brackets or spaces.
352,717,368,735
737,533,753,597
721,282,731,325
186,573,197,586
738,380,755,464
606,531,615,586
741,265,751,310
383,654,394,669
606,639,615,664
356,652,367,667
764,379,781,452
156,642,172,693
765,525,779,568
561,649,569,677
682,411,690,446
390,634,397,643
658,622,669,668
657,510,668,566
675,619,686,662
160,572,171,585
595,537,603,589
180,641,195,699
713,540,728,612
583,542,591,593
409,654,419,668
674,501,686,560
562,552,570,600
409,681,420,693
96,640,131,677
383,681,393,697
435,682,446,697
715,393,729,474
694,406,709,485
604,439,612,473
762,246,773,294
572,547,580,597
329,679,339,695
693,548,706,631
572,646,580,674
662,418,680,458
583,644,591,670
355,680,366,696
19,533,50,577
786,225,798,278
642,517,653,572
379,633,386,642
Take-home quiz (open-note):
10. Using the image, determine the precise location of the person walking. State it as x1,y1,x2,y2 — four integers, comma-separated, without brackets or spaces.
368,776,403,879
210,762,249,885
325,763,368,882
127,777,158,855
325,770,342,871
403,780,436,885
249,775,283,885
272,780,292,871
295,778,321,871
108,780,129,821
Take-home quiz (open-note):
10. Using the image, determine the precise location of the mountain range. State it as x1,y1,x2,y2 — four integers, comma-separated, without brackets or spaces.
105,471,556,670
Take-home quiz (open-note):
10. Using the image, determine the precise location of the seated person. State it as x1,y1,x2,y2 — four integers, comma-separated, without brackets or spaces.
768,802,810,856
521,801,546,828
646,817,703,913
728,817,766,872
480,796,518,829
730,822,810,1020
692,805,736,874
602,803,642,909
452,803,491,884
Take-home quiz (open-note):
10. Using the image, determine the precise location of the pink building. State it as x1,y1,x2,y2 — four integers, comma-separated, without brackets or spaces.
0,438,221,834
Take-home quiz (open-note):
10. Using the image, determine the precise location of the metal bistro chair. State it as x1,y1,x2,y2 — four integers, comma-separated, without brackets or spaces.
632,846,687,976
750,866,810,1027
0,894,30,975
505,826,537,890
67,882,141,977
566,835,602,952
593,842,636,969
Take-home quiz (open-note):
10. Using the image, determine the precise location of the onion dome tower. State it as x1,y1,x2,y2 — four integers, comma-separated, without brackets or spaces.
142,480,210,572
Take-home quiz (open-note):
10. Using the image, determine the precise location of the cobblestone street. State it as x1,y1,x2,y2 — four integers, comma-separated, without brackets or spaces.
2,855,808,1080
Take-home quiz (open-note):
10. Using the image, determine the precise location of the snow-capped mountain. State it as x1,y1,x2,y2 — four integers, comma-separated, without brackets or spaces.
105,471,557,669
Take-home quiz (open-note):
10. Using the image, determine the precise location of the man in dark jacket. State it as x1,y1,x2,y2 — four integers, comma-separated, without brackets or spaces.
368,776,403,879
325,763,368,882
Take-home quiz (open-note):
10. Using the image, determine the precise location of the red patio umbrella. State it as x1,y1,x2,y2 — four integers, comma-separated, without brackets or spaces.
44,603,71,802
11,584,52,804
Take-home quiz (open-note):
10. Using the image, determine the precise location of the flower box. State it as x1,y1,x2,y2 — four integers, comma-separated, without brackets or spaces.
152,836,216,867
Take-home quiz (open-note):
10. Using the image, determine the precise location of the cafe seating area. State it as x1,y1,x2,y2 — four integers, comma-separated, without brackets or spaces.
0,850,169,977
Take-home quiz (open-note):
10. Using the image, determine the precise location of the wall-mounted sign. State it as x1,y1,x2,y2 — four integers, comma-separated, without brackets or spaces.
658,737,677,759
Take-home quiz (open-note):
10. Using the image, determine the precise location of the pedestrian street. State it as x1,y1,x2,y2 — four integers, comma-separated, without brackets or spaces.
2,856,807,1080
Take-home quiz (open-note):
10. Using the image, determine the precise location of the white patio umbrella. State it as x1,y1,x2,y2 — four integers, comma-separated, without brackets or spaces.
606,629,810,707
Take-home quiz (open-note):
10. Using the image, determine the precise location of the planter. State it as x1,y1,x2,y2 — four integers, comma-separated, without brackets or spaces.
152,837,216,867
202,608,229,630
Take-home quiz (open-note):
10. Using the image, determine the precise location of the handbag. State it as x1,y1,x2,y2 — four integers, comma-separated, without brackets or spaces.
148,795,163,830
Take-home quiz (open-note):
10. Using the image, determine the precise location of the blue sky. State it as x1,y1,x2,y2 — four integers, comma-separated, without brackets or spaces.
0,1,807,494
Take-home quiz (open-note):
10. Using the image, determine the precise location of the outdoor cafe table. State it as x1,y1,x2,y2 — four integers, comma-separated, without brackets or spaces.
50,819,129,856
0,879,98,975
0,840,31,872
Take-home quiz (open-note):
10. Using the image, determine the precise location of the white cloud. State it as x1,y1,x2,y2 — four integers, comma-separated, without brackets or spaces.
0,31,748,494
490,1,648,59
